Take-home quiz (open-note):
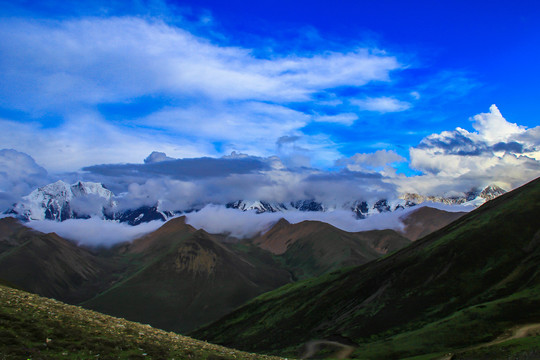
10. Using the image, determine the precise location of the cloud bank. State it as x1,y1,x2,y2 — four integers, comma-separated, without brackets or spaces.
400,105,540,195
26,218,164,246
185,202,474,239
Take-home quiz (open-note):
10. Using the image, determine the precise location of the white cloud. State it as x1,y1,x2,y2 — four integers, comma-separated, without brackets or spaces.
0,115,215,172
0,16,406,171
185,203,474,239
0,149,49,209
0,17,401,110
26,217,164,246
312,113,358,125
402,105,540,194
471,104,525,144
352,96,411,113
337,149,405,174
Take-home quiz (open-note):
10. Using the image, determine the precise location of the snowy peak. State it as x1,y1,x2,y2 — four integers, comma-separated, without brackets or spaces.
12,181,113,221
479,184,506,201
71,181,114,199
226,198,413,218
400,184,506,207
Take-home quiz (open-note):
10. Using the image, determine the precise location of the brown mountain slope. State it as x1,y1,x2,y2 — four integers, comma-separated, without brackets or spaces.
83,217,291,333
0,217,117,303
254,218,411,280
399,206,467,241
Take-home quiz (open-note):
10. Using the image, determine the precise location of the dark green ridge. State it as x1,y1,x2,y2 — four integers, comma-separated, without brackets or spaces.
191,177,540,359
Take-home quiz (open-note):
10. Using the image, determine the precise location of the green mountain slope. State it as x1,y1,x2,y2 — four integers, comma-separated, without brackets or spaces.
253,218,410,280
192,177,540,359
83,217,291,333
0,284,286,360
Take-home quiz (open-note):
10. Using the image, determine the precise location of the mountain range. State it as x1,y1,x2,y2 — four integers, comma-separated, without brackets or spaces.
0,177,538,359
5,180,505,225
0,203,459,333
192,177,540,359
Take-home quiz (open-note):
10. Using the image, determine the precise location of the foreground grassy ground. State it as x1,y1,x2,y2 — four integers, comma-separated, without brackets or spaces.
0,284,288,360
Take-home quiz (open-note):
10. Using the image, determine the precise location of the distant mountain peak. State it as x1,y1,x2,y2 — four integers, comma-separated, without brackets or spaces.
480,184,506,200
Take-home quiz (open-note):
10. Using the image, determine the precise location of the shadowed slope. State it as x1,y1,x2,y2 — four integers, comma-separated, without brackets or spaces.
0,217,117,303
192,177,540,359
84,217,291,333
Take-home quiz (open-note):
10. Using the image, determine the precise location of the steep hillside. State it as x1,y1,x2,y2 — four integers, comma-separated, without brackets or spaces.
0,217,118,303
399,206,467,241
192,177,540,359
253,218,410,280
84,217,291,333
0,284,285,360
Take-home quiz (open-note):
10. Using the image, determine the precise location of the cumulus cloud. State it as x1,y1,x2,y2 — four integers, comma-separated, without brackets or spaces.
352,96,411,113
403,105,540,194
144,151,175,163
471,104,525,144
0,149,49,209
26,218,164,246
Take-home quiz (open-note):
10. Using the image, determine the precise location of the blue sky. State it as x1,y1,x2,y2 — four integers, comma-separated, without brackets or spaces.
0,0,539,209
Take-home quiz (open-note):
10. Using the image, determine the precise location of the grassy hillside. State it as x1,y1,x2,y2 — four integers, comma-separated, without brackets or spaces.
192,177,540,359
0,284,286,360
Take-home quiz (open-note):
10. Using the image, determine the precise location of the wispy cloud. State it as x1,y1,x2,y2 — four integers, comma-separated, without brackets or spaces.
352,96,411,113
0,16,406,171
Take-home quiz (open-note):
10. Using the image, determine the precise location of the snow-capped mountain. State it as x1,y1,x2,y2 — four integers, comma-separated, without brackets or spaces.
226,198,413,219
224,184,506,218
8,181,174,225
479,184,506,201
106,206,175,226
400,184,506,207
12,181,114,221
8,181,507,225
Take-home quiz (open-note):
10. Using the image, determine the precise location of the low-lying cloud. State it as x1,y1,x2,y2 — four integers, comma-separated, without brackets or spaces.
26,218,164,246
185,203,474,238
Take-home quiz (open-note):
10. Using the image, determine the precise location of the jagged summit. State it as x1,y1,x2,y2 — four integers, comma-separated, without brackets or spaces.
480,184,506,200
7,181,507,226
13,180,113,221
400,184,506,206
8,180,173,225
